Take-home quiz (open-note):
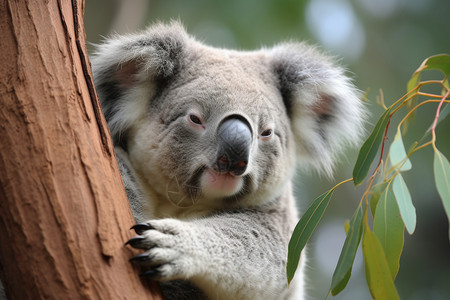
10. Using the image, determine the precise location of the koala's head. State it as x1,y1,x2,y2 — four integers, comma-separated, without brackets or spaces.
92,22,364,211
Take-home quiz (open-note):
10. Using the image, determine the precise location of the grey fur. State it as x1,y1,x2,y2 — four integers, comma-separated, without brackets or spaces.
91,21,365,300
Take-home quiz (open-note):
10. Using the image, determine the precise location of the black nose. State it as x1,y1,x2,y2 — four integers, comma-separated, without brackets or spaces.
216,116,252,176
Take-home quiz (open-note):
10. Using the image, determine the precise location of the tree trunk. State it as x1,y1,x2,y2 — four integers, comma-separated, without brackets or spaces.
0,1,162,299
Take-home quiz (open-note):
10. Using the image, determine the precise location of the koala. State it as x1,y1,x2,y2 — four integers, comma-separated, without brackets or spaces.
91,22,364,300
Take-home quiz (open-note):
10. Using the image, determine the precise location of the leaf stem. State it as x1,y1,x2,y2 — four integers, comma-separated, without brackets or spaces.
362,163,382,207
410,140,433,154
417,92,448,99
334,178,354,189
386,92,450,180
397,99,450,132
431,90,450,151
359,84,444,208
389,80,447,116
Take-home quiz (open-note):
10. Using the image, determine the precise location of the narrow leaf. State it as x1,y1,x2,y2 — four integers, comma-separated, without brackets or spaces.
287,190,334,283
389,129,412,171
362,224,400,300
344,219,350,234
374,184,405,279
370,182,388,217
353,107,392,186
331,270,351,297
330,205,364,295
392,174,416,234
434,149,450,239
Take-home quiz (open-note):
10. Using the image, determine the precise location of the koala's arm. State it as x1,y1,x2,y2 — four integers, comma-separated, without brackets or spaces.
116,146,295,299
127,209,295,300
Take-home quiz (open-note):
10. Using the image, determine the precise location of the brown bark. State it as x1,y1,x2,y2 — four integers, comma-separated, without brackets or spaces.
0,1,162,299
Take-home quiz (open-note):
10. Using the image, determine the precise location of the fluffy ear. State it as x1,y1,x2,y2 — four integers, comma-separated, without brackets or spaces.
90,22,188,147
270,43,365,175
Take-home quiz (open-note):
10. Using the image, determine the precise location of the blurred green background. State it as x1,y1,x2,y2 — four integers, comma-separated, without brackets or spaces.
84,0,449,299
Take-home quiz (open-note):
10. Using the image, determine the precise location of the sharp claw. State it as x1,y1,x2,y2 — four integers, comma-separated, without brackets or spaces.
129,252,151,263
125,235,146,247
139,269,160,278
130,223,153,235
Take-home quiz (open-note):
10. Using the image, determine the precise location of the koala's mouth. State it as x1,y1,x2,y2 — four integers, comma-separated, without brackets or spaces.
199,168,244,199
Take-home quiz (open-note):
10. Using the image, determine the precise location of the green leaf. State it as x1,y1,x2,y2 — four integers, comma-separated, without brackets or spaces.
370,182,388,217
373,184,405,279
392,174,416,234
362,224,400,300
406,72,421,94
405,55,450,133
421,54,450,76
407,54,450,92
434,149,450,239
389,129,412,172
344,219,350,234
330,205,364,295
286,189,334,283
353,107,392,186
332,269,351,297
442,79,450,96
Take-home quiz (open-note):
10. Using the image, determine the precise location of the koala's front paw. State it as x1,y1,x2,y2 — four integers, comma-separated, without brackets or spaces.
126,219,197,281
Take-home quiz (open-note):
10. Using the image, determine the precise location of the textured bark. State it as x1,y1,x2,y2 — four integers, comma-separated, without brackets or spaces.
0,1,162,299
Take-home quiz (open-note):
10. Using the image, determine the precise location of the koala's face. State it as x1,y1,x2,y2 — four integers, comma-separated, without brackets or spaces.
127,50,295,209
92,23,364,213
